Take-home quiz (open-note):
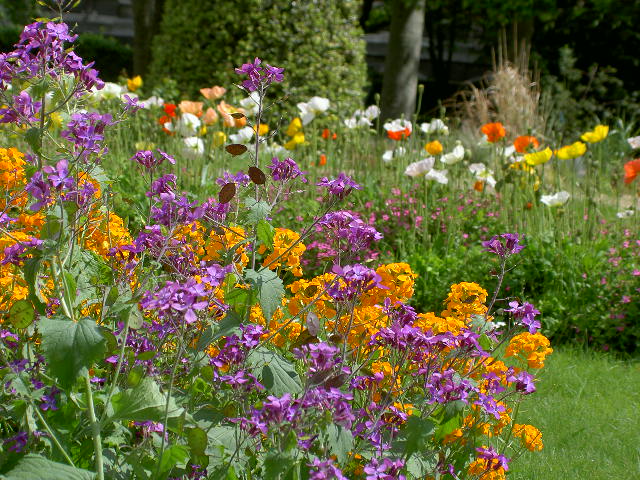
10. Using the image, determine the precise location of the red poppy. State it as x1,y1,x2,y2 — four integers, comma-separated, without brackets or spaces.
624,158,640,184
319,154,327,166
513,135,539,153
387,128,411,141
163,103,177,117
481,122,506,143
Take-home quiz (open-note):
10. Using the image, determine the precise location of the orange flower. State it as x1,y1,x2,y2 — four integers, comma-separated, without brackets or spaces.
321,128,337,140
513,135,539,153
387,129,410,141
178,100,203,116
319,154,327,166
425,140,443,155
474,180,484,192
202,107,218,125
623,158,640,184
200,86,226,100
163,103,177,117
481,122,506,143
217,101,246,127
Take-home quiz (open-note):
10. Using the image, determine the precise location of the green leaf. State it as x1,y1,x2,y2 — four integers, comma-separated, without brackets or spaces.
24,127,42,154
9,300,35,329
39,316,107,388
187,427,208,456
325,424,353,464
158,444,189,473
247,347,302,396
401,416,436,459
207,425,241,453
245,199,271,224
257,220,275,247
0,454,95,479
110,377,182,422
263,450,293,479
244,268,284,321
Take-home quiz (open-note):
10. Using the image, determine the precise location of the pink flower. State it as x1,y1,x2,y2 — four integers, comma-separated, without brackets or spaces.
621,296,631,304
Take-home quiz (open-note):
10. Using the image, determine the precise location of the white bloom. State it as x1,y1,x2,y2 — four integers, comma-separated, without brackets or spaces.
420,118,449,135
93,82,123,100
616,209,635,218
468,162,496,187
344,117,358,129
141,95,164,108
263,143,286,156
404,157,435,177
297,96,330,125
357,117,372,127
383,118,412,134
182,137,204,159
628,136,640,150
468,163,488,176
382,147,406,163
364,105,380,120
425,168,449,184
540,191,570,207
440,144,465,165
176,112,201,136
239,91,260,116
229,126,255,144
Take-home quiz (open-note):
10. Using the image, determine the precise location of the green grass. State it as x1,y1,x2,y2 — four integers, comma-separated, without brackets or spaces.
509,347,640,479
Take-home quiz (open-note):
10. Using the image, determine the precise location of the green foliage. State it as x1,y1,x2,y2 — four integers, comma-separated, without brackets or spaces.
74,33,133,82
244,268,285,321
246,347,303,396
0,454,95,480
149,0,367,116
110,378,182,422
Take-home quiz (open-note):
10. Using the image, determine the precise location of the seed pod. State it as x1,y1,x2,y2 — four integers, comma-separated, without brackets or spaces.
248,166,266,185
231,112,245,119
218,182,236,203
225,144,247,156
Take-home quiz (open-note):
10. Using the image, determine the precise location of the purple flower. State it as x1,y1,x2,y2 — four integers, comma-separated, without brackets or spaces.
140,277,209,324
309,458,348,480
61,112,114,159
426,368,475,404
0,91,41,124
328,264,384,301
293,342,341,373
215,170,250,187
40,386,60,411
363,457,406,480
318,211,382,253
507,369,536,394
122,94,142,114
42,159,74,190
317,173,361,200
235,57,284,92
25,171,51,211
1,236,43,265
3,432,28,453
476,446,510,471
1,330,20,349
131,149,175,170
482,233,525,257
505,301,541,333
268,156,307,182
474,392,506,419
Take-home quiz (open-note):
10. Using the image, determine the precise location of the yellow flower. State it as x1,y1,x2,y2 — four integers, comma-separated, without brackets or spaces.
253,123,269,136
580,124,608,143
512,424,543,452
284,132,305,150
127,75,143,92
555,141,587,160
425,140,443,155
524,147,553,166
48,111,62,130
506,332,553,369
286,117,303,137
212,131,227,147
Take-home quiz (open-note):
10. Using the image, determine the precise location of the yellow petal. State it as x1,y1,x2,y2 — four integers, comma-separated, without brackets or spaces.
524,147,553,166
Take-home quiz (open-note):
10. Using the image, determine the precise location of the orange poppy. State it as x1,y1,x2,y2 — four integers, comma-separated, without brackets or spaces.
387,128,411,141
473,180,484,192
513,135,539,153
319,154,327,166
481,122,506,143
163,103,177,117
322,128,337,140
624,158,640,184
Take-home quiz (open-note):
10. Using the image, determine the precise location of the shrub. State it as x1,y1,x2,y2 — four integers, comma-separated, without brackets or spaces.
149,0,367,116
74,32,133,82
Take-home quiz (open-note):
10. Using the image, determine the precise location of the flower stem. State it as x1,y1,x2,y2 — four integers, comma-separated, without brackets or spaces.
85,373,104,480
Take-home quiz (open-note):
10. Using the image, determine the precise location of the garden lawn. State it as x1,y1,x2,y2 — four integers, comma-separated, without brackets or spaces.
509,347,640,479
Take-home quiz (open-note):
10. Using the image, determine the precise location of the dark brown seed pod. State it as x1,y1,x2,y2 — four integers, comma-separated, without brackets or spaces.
248,166,266,185
218,182,236,203
230,112,245,119
304,285,319,297
225,144,248,156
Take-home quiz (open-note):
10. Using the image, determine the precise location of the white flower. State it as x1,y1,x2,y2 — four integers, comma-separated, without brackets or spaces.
404,157,435,177
229,126,255,144
344,117,358,129
616,209,635,218
239,91,260,116
363,105,380,120
382,146,406,163
263,143,286,156
93,82,123,100
425,168,449,184
297,96,330,125
420,118,449,135
468,162,496,187
176,112,201,136
383,118,412,134
141,95,164,108
182,137,204,159
628,136,640,150
540,191,570,207
440,144,465,165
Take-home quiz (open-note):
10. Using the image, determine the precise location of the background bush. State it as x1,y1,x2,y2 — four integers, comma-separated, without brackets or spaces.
149,0,367,115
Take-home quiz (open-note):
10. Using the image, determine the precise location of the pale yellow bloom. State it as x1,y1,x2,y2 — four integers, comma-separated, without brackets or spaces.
524,147,553,166
555,141,587,160
212,131,227,147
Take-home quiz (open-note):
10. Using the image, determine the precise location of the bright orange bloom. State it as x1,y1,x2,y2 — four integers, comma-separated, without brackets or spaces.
387,128,411,141
481,122,506,143
319,154,327,166
474,180,484,192
163,103,177,117
321,128,336,140
623,158,640,184
513,135,539,153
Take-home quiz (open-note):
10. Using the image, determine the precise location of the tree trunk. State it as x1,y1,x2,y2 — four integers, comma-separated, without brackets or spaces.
132,0,165,77
380,0,427,122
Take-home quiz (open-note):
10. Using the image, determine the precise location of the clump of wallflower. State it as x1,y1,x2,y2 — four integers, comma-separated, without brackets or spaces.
258,228,306,277
506,332,553,368
441,281,488,319
203,225,249,269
